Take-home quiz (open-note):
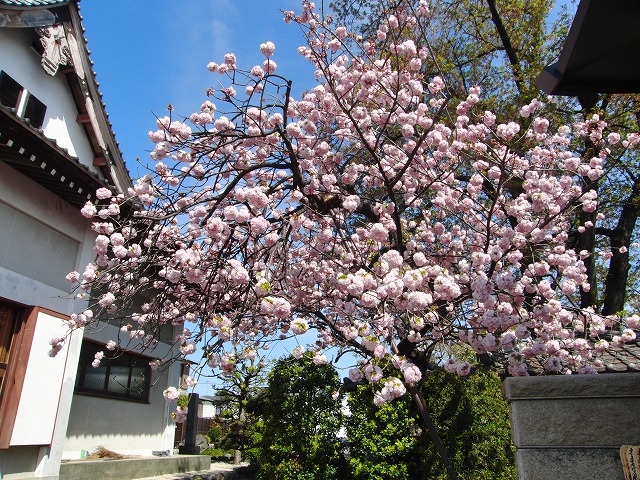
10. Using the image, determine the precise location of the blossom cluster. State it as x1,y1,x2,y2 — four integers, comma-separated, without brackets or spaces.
57,1,640,407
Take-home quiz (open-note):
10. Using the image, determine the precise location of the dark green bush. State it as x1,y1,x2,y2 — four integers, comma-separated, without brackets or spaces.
346,368,516,480
200,447,233,459
253,355,344,480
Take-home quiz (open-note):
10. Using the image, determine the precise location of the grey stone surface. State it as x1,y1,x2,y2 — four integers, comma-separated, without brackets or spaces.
503,373,640,400
515,448,624,480
504,375,640,480
59,455,211,480
131,462,251,480
509,397,640,446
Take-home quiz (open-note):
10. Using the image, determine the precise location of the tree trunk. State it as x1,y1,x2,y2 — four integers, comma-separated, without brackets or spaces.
601,177,640,316
408,383,459,480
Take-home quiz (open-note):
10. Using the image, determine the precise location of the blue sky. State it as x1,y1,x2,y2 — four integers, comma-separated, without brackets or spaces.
80,1,317,178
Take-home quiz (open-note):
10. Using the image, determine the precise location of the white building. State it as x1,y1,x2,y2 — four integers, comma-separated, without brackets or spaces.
0,2,180,478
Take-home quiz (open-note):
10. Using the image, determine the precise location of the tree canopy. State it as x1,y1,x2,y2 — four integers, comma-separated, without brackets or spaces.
252,354,344,479
55,2,640,478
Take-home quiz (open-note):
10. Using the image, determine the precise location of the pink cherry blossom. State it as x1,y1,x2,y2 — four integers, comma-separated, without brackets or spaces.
58,1,640,426
260,41,275,57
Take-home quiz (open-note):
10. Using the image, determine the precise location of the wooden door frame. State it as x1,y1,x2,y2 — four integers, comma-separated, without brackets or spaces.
0,300,36,449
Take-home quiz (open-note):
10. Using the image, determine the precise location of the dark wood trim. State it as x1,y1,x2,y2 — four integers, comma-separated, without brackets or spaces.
76,113,90,124
0,304,35,449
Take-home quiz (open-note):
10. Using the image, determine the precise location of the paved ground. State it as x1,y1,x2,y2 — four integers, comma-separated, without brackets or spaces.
132,462,252,480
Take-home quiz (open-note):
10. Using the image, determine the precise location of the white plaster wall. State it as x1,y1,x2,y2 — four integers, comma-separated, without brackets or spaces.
63,359,179,458
0,145,96,475
10,312,79,446
62,322,180,458
0,445,47,480
0,161,95,314
82,320,178,359
201,403,217,418
0,27,99,173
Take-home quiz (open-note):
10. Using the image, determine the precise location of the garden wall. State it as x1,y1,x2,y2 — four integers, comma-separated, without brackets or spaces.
503,374,640,480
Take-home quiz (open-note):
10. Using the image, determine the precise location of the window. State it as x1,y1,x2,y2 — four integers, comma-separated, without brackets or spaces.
75,340,151,402
22,92,46,129
0,71,22,110
0,71,47,128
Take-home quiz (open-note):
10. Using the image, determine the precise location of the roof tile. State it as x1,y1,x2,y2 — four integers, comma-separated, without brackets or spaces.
0,1,69,6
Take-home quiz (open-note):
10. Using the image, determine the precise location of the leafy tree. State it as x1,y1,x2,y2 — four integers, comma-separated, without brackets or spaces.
420,368,515,480
346,380,420,479
252,354,344,480
346,368,515,480
330,0,572,110
210,347,268,463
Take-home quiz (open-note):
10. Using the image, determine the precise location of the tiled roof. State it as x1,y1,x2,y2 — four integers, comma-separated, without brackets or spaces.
481,332,640,377
598,339,640,373
0,1,71,6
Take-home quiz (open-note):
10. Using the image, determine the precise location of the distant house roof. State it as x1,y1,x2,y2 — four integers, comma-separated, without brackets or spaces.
536,0,640,95
598,339,640,374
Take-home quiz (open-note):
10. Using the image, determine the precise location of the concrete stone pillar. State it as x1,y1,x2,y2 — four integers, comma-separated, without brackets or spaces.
503,374,640,480
178,393,200,455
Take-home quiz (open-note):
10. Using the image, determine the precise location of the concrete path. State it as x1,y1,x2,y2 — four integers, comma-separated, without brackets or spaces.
132,462,252,480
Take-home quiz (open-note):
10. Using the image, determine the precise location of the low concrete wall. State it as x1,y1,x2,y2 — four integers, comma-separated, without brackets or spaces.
503,374,640,480
59,455,210,480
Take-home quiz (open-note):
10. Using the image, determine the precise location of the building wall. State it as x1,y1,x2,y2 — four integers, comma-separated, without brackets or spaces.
0,11,172,479
201,403,218,418
0,161,94,312
0,27,100,173
0,445,47,480
0,22,106,480
64,321,180,458
0,160,95,479
0,164,179,467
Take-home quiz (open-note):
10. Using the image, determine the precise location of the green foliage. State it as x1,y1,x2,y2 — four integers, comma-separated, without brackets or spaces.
241,417,264,463
346,368,515,480
211,349,268,460
177,394,189,408
346,385,420,480
200,447,233,459
421,369,516,480
253,355,344,480
206,421,223,446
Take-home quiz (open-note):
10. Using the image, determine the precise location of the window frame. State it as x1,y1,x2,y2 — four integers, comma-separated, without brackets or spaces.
0,71,24,111
74,339,153,403
0,70,47,129
22,91,46,129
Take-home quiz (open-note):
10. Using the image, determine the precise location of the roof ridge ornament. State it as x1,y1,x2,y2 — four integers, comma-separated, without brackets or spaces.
36,23,73,76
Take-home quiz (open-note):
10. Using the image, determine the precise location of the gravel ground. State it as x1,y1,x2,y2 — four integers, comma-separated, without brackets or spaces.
132,462,252,480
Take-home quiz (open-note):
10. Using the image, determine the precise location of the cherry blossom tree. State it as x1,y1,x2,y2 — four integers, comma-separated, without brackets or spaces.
331,0,640,320
57,1,640,478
